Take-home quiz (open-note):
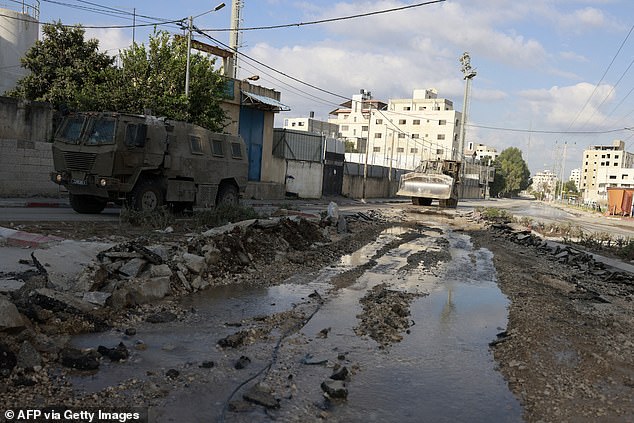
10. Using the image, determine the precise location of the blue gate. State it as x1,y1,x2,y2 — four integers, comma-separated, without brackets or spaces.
239,107,265,181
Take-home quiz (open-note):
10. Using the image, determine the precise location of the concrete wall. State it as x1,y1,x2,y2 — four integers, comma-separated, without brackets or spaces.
0,139,59,197
0,97,58,197
343,174,396,199
286,161,323,199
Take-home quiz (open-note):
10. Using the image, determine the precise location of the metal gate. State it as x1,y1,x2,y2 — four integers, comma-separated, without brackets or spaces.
239,107,264,181
322,151,344,196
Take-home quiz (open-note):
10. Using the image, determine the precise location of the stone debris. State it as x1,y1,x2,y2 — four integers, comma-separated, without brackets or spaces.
320,379,348,399
243,383,280,409
234,355,251,369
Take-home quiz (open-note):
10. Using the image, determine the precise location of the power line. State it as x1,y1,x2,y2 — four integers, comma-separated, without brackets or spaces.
200,0,446,32
467,123,627,135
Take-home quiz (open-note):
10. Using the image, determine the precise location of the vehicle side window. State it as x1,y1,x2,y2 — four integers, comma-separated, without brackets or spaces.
190,136,203,154
125,124,147,147
211,139,224,157
231,142,243,159
56,116,85,144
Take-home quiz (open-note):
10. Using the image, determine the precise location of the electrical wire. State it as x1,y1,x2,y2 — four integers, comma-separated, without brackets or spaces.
200,0,446,32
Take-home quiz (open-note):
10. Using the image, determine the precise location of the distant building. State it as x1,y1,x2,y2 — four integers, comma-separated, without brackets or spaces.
532,170,557,199
328,89,463,170
581,140,634,203
0,2,39,95
465,142,498,163
283,115,339,138
569,168,581,190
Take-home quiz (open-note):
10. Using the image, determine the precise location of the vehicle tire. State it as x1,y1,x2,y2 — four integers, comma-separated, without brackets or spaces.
69,194,107,214
130,179,164,211
216,183,239,207
412,197,432,206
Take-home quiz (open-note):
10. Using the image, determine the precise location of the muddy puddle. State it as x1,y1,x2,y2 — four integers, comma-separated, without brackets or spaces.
69,226,521,422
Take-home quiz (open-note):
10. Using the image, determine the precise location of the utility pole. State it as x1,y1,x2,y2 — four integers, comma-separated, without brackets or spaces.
227,0,242,78
560,141,568,203
458,52,476,162
185,15,193,97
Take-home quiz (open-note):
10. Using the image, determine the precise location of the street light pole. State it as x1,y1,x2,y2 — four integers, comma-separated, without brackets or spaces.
184,2,226,98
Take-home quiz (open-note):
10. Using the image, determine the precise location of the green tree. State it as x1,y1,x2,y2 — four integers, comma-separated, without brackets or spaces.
6,21,113,107
489,147,531,197
77,30,227,131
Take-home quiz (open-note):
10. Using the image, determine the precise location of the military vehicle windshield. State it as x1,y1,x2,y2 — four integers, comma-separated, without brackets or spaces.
56,115,86,144
86,117,116,145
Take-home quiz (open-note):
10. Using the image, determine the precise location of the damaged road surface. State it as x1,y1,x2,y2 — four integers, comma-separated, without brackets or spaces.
3,202,634,422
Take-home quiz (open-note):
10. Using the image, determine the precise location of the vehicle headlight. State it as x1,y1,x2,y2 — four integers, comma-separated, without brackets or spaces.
99,178,107,187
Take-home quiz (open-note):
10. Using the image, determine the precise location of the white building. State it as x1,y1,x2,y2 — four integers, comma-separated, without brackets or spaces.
0,3,39,95
329,89,462,170
581,140,634,203
569,168,581,190
532,170,557,198
466,143,498,163
283,115,339,138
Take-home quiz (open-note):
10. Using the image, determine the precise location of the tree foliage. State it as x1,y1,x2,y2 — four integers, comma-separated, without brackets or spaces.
6,21,113,107
8,24,227,131
489,147,531,197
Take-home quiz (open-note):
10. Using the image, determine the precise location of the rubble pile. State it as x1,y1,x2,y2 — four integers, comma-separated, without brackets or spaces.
70,217,329,309
487,222,634,297
354,283,423,347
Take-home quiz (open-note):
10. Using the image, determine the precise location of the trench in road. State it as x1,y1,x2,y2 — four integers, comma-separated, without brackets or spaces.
70,225,522,422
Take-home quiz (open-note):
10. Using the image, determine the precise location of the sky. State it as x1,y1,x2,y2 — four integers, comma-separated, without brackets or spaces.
25,0,634,175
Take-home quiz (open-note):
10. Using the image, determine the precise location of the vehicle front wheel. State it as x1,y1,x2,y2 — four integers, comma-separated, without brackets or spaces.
130,179,164,211
69,194,107,214
216,183,239,207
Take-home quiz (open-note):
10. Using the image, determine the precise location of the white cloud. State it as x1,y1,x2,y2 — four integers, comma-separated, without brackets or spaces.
519,82,614,129
84,28,132,56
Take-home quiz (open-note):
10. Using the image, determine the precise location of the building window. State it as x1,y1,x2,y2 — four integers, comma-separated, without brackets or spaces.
399,119,406,125
439,120,447,125
609,175,617,179
376,119,383,124
398,133,406,138
615,155,619,159
437,134,445,140
374,133,382,138
354,117,357,122
341,125,349,131
607,154,610,158
410,148,418,153
601,155,605,159
404,106,411,111
373,146,381,152
362,126,368,131
412,134,419,138
436,148,444,155
413,119,420,125
600,162,605,166
623,175,628,179
397,147,404,153
298,121,304,126
615,162,619,166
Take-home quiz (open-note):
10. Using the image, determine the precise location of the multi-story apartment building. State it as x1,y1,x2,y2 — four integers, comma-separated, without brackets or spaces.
569,168,581,190
328,89,463,169
283,115,339,138
581,140,634,203
465,142,498,163
532,170,557,199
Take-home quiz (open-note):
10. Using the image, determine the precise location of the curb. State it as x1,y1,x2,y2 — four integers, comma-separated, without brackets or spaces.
0,226,64,248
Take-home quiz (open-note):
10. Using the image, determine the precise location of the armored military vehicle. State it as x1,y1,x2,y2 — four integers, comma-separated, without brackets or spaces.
50,112,248,214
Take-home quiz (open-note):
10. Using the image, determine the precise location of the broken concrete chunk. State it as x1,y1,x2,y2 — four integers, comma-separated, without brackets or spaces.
191,276,208,291
183,253,206,274
131,277,172,303
149,264,173,278
82,291,112,307
0,295,25,331
16,341,42,370
321,379,348,398
243,384,280,409
60,348,99,370
119,258,147,278
0,279,25,294
31,288,95,314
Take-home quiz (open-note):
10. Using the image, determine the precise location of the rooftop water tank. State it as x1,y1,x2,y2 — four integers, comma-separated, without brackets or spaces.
0,1,39,95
